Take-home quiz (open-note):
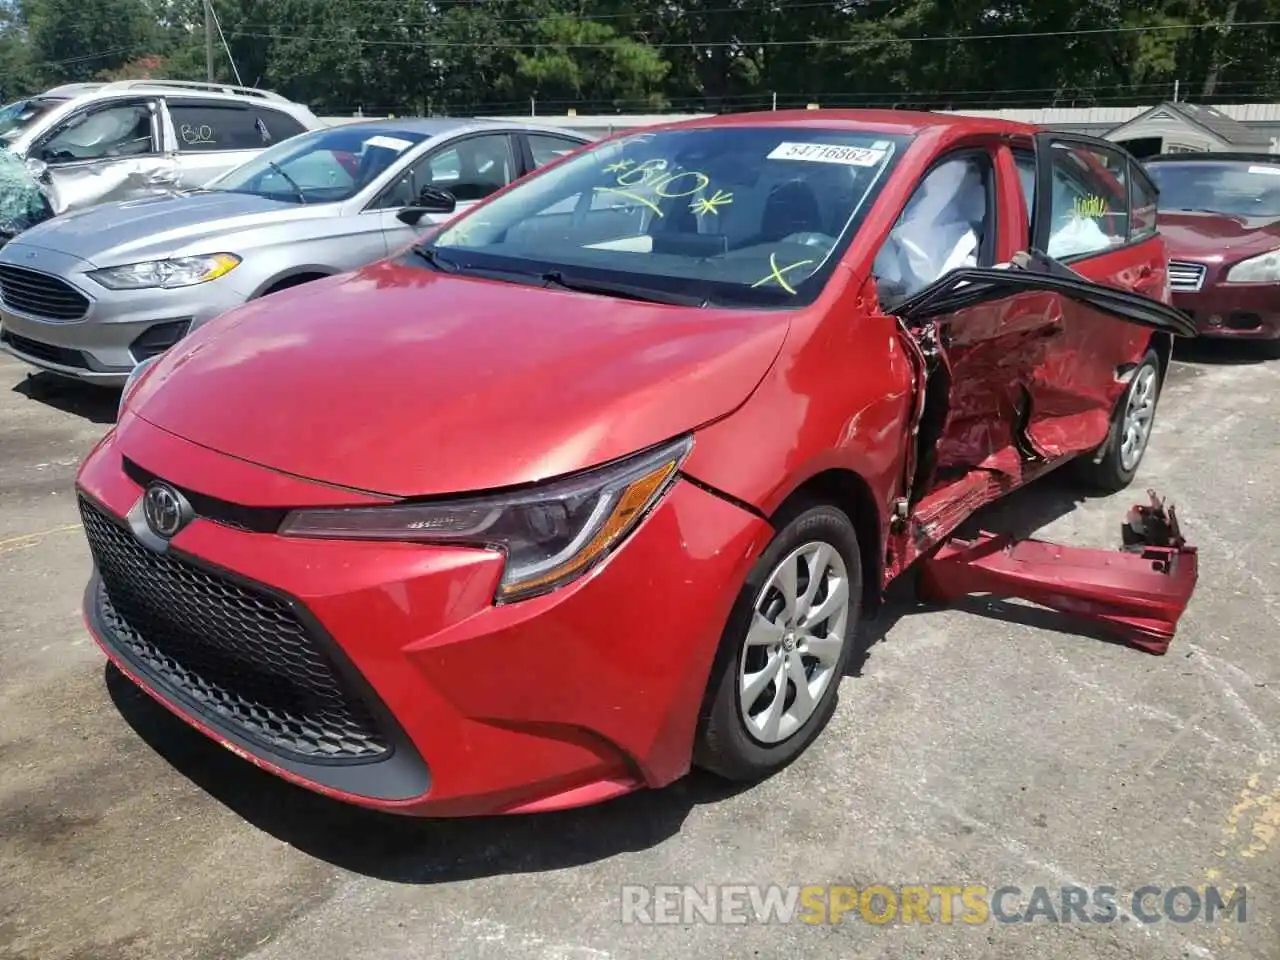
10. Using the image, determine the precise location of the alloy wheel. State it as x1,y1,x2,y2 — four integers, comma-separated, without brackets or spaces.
738,541,850,745
1119,363,1158,473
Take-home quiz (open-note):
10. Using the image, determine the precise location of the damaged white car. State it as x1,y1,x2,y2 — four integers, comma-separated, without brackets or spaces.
0,80,322,240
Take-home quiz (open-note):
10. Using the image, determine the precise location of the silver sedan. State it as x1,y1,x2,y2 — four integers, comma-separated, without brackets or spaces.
0,117,591,386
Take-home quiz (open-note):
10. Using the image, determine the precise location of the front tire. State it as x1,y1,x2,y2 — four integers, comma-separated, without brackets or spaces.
693,503,862,782
1071,347,1162,493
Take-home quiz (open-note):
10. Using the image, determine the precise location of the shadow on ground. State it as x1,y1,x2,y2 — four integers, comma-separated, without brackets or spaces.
848,469,1137,675
11,371,117,424
105,664,749,884
1173,337,1278,366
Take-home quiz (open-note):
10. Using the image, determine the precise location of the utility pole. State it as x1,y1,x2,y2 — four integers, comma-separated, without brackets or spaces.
205,0,215,82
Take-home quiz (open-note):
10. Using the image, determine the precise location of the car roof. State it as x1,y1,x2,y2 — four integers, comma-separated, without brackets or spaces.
1144,151,1280,164
638,108,1041,138
322,117,593,139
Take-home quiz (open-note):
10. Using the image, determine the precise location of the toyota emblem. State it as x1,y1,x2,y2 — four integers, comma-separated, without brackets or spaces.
142,482,189,538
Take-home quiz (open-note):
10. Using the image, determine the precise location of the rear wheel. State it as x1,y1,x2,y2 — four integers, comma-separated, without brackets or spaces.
1071,347,1162,493
693,503,861,782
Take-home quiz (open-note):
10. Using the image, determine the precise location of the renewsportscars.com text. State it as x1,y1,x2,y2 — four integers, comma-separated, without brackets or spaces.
620,884,1247,925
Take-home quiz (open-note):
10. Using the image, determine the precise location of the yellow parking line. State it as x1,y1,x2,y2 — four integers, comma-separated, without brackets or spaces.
0,523,82,553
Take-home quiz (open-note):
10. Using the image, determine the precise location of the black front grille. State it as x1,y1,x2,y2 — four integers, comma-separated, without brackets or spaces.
1,328,88,368
80,496,390,763
0,265,90,320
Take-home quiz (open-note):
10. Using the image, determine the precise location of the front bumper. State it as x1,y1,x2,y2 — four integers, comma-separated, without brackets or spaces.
0,242,249,386
77,415,770,816
1172,281,1280,341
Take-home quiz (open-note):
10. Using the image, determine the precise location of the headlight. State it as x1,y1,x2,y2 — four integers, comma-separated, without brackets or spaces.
279,436,692,602
118,352,161,418
1225,249,1280,283
89,253,241,290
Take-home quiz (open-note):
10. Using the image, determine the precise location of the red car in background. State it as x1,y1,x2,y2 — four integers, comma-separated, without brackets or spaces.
1144,151,1280,352
77,111,1198,817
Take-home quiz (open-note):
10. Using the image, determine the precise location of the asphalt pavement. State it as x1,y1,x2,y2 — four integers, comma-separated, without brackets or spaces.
1,342,1277,960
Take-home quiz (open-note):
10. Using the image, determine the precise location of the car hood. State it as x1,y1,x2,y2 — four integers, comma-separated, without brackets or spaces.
10,191,334,266
1157,210,1280,262
127,260,792,498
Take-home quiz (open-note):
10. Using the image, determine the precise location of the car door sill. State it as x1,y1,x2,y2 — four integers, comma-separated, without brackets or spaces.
913,489,1198,654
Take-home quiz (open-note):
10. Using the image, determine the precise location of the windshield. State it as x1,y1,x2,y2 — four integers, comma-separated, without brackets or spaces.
206,125,430,204
1147,159,1280,218
427,125,911,307
0,97,61,144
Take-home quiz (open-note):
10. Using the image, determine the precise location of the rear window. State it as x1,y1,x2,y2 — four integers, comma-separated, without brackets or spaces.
429,125,912,307
169,102,277,152
254,107,307,142
1146,159,1280,218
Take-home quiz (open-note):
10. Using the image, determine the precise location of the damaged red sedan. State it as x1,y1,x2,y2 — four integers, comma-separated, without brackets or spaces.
77,111,1199,817
1145,151,1280,351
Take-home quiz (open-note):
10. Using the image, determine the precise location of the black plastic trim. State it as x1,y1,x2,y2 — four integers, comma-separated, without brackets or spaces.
895,262,1198,337
80,488,431,803
121,456,287,533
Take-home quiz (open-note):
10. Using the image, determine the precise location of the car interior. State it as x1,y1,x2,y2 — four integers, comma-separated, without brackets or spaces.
499,150,887,290
40,104,155,162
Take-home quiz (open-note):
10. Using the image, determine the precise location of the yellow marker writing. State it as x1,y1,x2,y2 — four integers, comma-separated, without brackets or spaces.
690,188,734,216
751,252,816,294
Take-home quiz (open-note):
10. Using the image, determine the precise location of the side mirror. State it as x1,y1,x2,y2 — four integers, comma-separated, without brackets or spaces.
397,207,429,226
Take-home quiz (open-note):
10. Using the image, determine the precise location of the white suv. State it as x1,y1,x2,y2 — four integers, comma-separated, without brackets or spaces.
0,80,324,233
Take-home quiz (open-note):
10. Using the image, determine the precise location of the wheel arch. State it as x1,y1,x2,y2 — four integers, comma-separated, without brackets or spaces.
1148,329,1174,386
253,269,337,298
767,467,884,618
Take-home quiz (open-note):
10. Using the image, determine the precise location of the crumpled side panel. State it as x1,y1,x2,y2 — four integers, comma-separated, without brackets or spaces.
44,156,179,215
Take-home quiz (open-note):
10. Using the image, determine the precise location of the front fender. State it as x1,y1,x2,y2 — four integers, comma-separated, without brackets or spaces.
248,265,339,299
681,307,915,522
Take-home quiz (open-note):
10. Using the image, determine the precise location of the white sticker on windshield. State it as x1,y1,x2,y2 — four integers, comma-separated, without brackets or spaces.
1248,164,1280,176
364,135,414,152
767,141,887,166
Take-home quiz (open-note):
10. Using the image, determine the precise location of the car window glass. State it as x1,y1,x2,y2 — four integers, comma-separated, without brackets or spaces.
0,97,60,143
1145,160,1280,218
1014,150,1036,225
1045,142,1128,259
1131,167,1158,241
170,103,273,152
254,108,306,143
872,153,991,302
529,134,583,168
428,126,910,308
206,126,429,203
40,103,155,162
415,134,517,202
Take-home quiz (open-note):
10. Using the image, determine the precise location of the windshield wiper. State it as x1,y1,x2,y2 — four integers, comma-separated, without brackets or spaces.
409,244,459,272
266,160,307,204
539,270,708,307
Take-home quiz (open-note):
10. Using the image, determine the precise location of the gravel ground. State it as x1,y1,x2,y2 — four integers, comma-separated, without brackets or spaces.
1,341,1277,960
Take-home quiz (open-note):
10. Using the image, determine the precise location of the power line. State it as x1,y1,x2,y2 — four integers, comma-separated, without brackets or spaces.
228,0,855,29
227,17,1280,50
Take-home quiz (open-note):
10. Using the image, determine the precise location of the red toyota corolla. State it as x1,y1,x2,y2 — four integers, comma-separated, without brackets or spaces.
78,111,1198,816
